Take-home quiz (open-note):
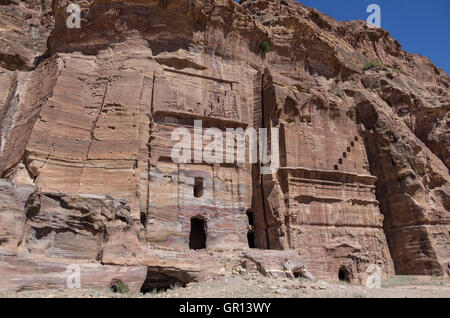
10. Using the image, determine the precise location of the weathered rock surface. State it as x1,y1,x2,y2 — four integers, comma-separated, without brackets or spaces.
241,249,311,279
0,179,36,249
0,0,53,71
0,0,448,291
0,249,147,292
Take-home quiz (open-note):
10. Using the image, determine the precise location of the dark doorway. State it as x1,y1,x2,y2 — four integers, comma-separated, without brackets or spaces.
194,177,204,198
189,218,206,250
246,210,255,248
247,232,255,248
246,210,254,226
338,265,351,282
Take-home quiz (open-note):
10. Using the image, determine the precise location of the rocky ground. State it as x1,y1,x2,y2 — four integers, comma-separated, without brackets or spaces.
1,275,448,298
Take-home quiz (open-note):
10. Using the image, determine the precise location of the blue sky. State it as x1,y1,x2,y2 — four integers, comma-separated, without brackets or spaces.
238,0,450,74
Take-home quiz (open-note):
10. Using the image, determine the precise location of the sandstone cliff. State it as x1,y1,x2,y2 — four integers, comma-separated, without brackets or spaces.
0,0,448,292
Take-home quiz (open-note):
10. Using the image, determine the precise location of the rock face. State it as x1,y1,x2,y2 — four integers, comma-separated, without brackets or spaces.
0,0,448,291
0,0,53,71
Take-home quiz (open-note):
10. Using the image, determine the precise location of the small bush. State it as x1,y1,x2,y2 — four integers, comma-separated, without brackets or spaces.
362,59,384,71
170,281,185,290
110,279,129,294
260,40,270,53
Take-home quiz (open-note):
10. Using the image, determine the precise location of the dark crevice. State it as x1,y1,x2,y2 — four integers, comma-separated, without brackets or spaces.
141,72,157,228
259,71,271,249
246,210,255,248
32,50,51,70
247,232,255,248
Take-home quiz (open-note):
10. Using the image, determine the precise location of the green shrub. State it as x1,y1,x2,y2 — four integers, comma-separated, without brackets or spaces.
362,59,384,71
260,40,270,53
110,279,130,294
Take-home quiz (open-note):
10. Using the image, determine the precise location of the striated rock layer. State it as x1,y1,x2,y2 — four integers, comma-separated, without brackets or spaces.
0,0,448,290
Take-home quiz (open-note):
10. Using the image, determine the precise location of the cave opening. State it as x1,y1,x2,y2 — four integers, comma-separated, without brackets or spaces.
338,265,351,282
140,269,188,294
189,217,206,250
140,212,147,227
